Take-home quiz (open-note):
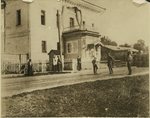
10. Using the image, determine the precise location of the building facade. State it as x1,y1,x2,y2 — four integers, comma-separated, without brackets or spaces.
2,0,105,70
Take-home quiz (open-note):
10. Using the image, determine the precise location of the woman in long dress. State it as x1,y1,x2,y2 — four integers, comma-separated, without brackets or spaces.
27,59,33,76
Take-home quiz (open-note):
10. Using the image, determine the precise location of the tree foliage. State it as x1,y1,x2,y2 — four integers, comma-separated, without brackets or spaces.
133,39,145,51
133,39,149,54
100,36,117,46
119,43,131,47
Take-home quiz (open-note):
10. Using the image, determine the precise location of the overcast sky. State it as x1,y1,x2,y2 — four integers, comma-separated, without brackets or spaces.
98,0,149,46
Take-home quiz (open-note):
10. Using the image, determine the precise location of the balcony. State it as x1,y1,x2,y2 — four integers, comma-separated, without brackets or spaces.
63,25,98,33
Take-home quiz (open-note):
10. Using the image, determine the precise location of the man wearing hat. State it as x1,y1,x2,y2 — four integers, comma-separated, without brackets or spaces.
107,53,115,74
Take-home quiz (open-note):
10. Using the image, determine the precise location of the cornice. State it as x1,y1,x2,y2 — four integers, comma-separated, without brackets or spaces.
62,0,105,13
62,30,100,38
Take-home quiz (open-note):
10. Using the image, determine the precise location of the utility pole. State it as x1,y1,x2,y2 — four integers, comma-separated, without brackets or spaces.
1,0,6,53
57,10,63,70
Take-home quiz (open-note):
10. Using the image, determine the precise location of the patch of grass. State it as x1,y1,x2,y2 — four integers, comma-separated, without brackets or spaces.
1,74,149,117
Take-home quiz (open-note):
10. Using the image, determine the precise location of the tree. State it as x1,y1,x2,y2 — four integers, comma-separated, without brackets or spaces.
119,43,131,47
133,39,145,52
144,46,149,54
101,36,117,46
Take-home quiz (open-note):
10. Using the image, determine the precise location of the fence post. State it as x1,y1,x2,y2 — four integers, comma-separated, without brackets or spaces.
41,63,44,72
18,62,21,73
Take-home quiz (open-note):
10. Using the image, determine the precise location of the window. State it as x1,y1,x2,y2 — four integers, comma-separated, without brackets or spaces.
70,18,74,27
67,42,72,53
41,10,45,25
67,41,78,53
42,41,47,53
16,9,21,26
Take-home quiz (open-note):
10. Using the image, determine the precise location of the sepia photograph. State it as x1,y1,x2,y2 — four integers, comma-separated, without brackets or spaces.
1,0,149,117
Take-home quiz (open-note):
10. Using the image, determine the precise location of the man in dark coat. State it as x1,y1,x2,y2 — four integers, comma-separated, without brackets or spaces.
57,56,61,72
107,53,115,74
127,51,132,75
77,55,82,71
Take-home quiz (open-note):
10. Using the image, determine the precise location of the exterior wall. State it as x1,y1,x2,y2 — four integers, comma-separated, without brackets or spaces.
4,0,29,54
5,36,29,54
29,0,61,63
62,1,99,32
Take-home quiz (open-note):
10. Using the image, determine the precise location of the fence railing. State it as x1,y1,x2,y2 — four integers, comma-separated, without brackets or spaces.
63,25,98,32
132,54,149,67
1,63,50,74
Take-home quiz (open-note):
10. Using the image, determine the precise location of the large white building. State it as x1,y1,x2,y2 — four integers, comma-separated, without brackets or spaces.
1,0,105,70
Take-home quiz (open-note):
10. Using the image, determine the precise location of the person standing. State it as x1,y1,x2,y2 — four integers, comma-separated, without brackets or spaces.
92,57,98,75
77,55,82,71
27,59,33,76
107,53,115,74
53,55,58,72
57,56,61,72
127,51,132,75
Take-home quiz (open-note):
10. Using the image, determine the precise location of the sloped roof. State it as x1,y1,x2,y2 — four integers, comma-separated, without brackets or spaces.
104,45,138,52
48,50,60,55
48,50,64,55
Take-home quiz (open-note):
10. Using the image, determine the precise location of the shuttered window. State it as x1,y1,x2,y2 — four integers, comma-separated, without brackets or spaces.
67,41,78,53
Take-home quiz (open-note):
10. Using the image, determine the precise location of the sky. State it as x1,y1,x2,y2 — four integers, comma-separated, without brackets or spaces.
97,0,149,46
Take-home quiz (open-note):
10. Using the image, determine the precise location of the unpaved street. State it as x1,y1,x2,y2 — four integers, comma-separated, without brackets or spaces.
1,67,149,97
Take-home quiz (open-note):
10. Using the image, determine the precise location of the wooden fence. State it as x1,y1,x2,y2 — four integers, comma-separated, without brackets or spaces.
132,54,149,67
1,63,50,74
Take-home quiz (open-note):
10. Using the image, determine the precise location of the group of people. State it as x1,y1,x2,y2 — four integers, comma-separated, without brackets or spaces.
92,54,113,75
20,55,62,76
107,51,132,75
91,50,132,75
52,55,62,72
23,51,132,76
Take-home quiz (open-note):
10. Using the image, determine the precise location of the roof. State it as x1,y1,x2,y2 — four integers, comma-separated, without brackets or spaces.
48,50,60,55
104,45,138,52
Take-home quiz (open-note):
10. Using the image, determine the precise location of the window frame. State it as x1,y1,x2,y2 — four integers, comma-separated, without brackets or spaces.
16,9,21,26
66,41,78,54
70,17,74,27
41,10,46,25
42,41,47,53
